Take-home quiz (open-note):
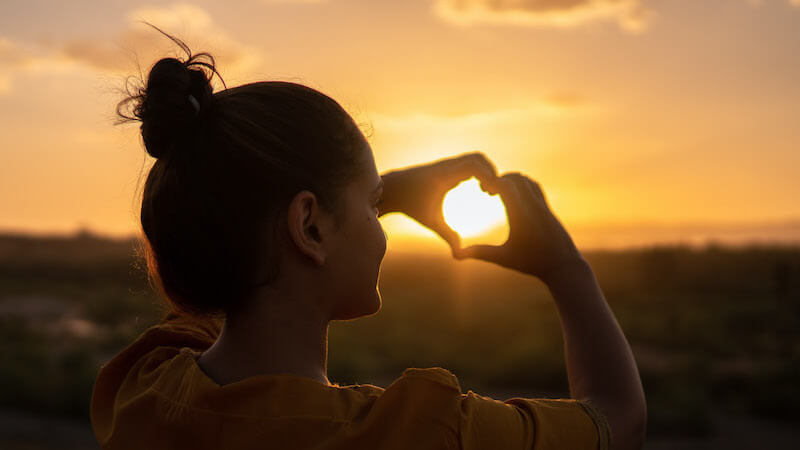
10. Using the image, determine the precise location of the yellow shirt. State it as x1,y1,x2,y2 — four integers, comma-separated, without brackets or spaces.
90,311,611,449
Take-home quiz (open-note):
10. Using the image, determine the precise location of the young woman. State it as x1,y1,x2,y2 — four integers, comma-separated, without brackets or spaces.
90,30,646,450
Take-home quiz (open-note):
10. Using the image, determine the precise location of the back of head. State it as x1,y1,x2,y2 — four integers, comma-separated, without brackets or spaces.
118,26,367,318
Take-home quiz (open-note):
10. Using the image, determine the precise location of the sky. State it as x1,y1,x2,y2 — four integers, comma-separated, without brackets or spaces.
1,0,799,251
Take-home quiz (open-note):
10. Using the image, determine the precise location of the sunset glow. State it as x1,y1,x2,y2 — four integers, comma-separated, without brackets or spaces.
1,1,799,250
442,178,507,239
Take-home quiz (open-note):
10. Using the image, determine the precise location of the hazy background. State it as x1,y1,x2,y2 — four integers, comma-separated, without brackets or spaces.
1,0,799,449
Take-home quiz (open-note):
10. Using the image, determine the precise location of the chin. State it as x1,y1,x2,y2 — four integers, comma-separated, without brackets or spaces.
364,289,382,316
332,289,381,321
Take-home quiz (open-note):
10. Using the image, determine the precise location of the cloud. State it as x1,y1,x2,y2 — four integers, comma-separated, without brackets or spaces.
0,4,261,95
363,97,601,170
0,38,22,93
0,37,33,66
371,97,594,133
366,93,595,139
541,91,592,110
127,3,214,29
432,0,652,33
0,37,67,72
59,39,126,72
0,37,83,95
61,3,260,76
261,0,327,3
0,75,9,95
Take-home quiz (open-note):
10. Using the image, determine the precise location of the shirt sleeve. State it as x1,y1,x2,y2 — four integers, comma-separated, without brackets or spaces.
458,390,611,450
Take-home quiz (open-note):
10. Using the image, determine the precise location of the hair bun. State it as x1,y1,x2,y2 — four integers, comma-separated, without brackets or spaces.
115,24,225,159
138,57,214,159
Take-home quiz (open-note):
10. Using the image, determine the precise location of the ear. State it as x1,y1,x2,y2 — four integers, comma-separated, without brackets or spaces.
286,190,327,266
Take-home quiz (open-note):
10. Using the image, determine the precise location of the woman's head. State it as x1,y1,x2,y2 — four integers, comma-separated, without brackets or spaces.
119,29,386,320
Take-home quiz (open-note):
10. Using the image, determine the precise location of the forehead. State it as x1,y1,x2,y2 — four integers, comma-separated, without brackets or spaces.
357,142,381,185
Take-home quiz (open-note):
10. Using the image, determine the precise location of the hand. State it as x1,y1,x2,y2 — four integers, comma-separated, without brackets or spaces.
380,152,497,255
454,172,585,284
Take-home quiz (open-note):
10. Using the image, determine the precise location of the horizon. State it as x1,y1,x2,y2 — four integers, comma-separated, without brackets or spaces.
4,216,800,253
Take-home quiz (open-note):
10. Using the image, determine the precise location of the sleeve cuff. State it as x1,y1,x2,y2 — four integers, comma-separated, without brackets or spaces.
576,400,612,450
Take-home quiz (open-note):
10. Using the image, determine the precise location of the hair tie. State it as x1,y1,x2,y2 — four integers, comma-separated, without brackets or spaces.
187,94,200,116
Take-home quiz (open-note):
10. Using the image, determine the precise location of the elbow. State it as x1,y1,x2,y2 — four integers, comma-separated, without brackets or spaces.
594,389,646,450
628,404,647,450
612,398,647,450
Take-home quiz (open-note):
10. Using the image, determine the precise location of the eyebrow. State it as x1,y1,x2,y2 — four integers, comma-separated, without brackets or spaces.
373,179,384,193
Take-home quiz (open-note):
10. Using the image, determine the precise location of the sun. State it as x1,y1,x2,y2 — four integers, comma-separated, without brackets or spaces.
442,178,507,239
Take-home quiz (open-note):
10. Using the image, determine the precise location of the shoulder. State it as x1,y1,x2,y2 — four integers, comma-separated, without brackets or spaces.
394,367,462,390
370,366,462,411
96,311,221,383
91,312,221,424
374,367,463,417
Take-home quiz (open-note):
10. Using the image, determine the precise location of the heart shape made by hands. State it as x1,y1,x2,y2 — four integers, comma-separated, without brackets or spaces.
442,177,509,248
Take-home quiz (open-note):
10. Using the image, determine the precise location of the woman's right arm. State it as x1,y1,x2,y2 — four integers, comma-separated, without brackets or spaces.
456,173,647,450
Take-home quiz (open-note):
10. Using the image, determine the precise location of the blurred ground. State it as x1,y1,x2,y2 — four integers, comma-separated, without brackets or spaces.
2,408,798,450
0,231,798,449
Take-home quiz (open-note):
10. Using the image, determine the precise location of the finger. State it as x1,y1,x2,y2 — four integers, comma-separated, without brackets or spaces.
491,173,528,224
454,244,503,263
507,173,548,206
480,179,498,195
429,221,461,255
439,152,498,186
521,177,548,208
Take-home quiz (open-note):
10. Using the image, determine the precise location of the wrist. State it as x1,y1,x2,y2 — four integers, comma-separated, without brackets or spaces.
538,256,592,289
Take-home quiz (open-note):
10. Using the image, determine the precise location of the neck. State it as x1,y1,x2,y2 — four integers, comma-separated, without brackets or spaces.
197,286,331,386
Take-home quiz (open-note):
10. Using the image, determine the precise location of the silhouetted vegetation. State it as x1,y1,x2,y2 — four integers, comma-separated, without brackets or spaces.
0,231,798,445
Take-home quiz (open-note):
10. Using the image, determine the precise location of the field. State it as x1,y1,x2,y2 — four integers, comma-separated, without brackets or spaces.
0,231,798,449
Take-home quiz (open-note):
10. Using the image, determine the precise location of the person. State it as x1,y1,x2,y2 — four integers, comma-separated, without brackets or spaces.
90,27,646,450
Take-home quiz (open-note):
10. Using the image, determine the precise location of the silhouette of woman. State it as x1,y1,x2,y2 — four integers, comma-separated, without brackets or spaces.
90,26,646,450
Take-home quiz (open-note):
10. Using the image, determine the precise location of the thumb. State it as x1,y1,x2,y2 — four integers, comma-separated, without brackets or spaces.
429,222,461,257
454,244,504,263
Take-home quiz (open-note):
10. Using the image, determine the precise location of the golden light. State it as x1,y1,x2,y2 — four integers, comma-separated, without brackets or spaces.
442,178,508,244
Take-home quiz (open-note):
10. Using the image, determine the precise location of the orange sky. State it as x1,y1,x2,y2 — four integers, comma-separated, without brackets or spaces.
1,0,799,250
